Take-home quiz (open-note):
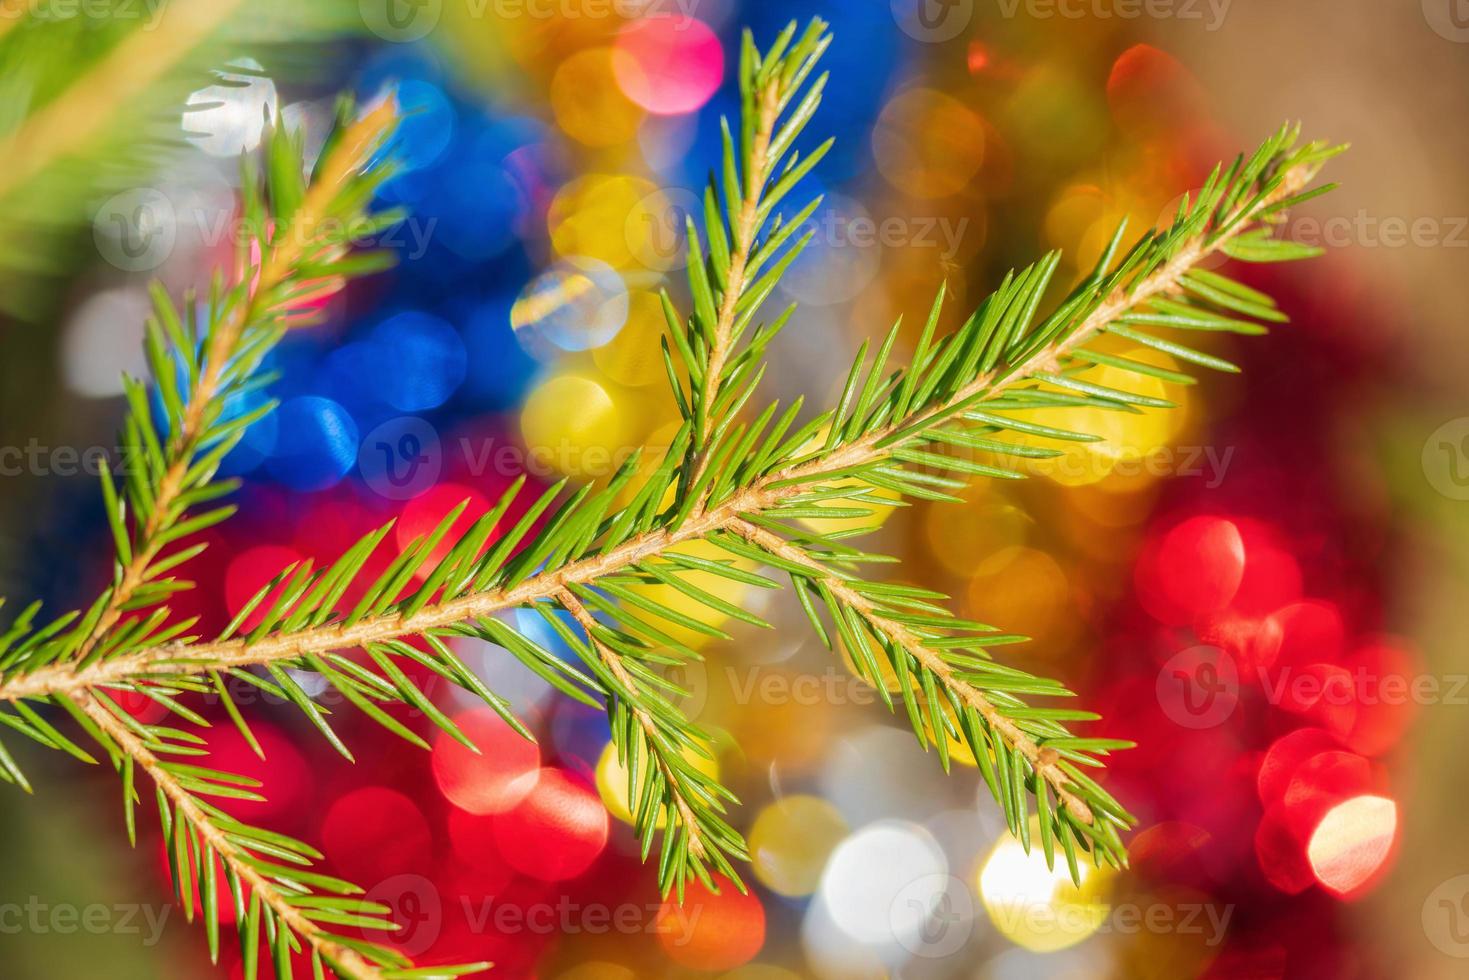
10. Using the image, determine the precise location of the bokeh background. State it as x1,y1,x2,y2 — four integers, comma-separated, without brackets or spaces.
2,1,1468,978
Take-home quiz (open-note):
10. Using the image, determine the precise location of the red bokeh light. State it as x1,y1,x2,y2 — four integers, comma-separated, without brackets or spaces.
656,879,765,971
446,809,518,892
612,17,724,117
493,768,608,882
320,786,432,886
1107,45,1208,139
1137,515,1245,623
431,708,541,815
1257,728,1339,807
396,483,493,581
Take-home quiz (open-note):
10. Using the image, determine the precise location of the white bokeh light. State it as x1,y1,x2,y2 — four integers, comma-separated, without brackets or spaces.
818,820,947,944
184,58,278,158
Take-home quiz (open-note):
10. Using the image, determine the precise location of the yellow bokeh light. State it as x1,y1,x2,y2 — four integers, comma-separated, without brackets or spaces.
923,487,1032,577
979,824,1116,952
997,356,1190,488
718,966,804,980
748,795,848,897
549,174,660,271
624,539,755,648
965,546,1072,650
593,290,670,387
872,88,985,199
595,737,719,828
555,964,637,980
550,48,643,148
520,373,632,480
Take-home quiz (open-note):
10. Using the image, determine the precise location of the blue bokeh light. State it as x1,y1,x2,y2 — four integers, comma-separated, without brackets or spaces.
266,396,359,492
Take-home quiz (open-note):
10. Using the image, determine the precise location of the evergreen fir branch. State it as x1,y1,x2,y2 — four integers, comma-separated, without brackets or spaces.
671,19,832,487
0,0,244,203
0,118,1340,708
75,690,488,980
726,518,1131,869
558,590,748,898
0,20,1346,973
63,96,402,672
0,93,402,686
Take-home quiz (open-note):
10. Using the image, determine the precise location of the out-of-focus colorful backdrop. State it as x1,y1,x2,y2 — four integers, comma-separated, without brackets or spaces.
2,1,1467,978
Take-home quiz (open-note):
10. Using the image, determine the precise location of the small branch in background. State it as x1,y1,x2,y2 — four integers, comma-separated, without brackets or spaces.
0,0,243,202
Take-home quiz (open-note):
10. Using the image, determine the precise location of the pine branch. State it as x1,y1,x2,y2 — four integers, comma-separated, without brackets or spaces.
727,518,1130,868
673,20,833,489
0,19,1346,971
0,0,244,202
76,691,487,980
64,97,401,670
558,590,747,898
2,122,1338,702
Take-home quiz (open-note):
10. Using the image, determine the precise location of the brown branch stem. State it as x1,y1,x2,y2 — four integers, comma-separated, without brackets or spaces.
76,693,387,979
1,160,1317,704
729,518,1094,823
67,99,399,667
557,590,709,859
